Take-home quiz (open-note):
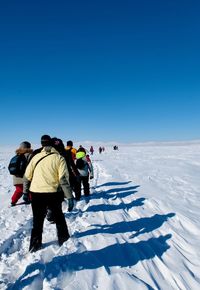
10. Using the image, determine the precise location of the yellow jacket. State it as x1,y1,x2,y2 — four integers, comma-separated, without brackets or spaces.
65,146,77,159
24,147,72,199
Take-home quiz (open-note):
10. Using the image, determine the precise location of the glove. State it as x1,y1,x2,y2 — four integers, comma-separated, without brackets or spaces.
23,193,31,204
90,175,94,180
68,198,74,212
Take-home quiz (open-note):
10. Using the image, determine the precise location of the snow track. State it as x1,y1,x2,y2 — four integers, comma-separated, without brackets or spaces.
1,144,200,289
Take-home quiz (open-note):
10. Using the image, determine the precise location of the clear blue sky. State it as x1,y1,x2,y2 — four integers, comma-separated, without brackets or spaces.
0,0,200,145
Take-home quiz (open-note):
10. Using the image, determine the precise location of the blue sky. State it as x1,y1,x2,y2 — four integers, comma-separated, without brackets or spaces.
0,0,200,145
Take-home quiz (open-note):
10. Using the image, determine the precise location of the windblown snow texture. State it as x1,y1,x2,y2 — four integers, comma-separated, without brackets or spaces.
0,142,200,289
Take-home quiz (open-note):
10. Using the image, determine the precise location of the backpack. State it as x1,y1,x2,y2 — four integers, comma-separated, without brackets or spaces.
76,158,85,170
8,154,28,177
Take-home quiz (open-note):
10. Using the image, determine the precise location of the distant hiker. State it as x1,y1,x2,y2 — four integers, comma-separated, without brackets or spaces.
8,141,33,206
99,147,102,154
75,150,94,200
23,140,73,252
113,145,119,150
90,146,94,155
86,154,92,163
102,146,105,152
65,140,77,160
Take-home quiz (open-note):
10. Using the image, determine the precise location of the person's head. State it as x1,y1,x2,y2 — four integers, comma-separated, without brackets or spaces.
52,137,65,153
67,140,73,147
41,135,52,147
77,147,86,153
19,141,31,149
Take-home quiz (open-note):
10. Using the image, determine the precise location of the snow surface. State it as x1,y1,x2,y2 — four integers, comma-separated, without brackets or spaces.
0,143,200,290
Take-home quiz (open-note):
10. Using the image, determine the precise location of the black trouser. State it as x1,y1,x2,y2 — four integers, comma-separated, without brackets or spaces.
29,192,69,251
76,175,90,200
69,175,81,200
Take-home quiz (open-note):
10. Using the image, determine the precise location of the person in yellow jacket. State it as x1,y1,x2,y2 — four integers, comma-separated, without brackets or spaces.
65,140,77,160
23,141,74,252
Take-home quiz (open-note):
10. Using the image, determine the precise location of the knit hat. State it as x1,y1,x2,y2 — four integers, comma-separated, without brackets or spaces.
76,151,86,159
41,135,52,147
20,141,31,149
67,140,73,146
52,137,65,153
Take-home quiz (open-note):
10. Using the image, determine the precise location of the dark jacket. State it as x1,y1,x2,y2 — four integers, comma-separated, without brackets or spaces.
13,148,33,185
64,150,79,177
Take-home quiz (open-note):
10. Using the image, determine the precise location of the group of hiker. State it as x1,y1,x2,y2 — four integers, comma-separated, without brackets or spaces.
89,146,105,155
8,135,94,252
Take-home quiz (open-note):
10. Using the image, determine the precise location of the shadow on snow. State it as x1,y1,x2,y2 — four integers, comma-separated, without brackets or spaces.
84,197,145,213
75,213,175,238
7,181,175,289
90,185,140,200
95,181,133,188
0,218,32,256
9,234,172,289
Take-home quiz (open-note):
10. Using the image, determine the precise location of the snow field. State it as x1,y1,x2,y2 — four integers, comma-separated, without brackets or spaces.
0,143,200,289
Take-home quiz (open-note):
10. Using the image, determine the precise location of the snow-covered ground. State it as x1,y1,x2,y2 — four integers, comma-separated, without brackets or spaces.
1,142,200,289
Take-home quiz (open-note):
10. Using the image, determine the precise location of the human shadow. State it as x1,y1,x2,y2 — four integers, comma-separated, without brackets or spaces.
130,213,175,238
104,186,140,195
95,181,133,188
65,233,172,270
91,185,140,200
75,213,175,239
84,197,145,214
110,190,138,199
11,233,172,288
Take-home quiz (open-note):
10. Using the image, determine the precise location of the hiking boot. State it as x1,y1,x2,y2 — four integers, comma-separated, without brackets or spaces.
58,235,70,246
29,236,42,253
